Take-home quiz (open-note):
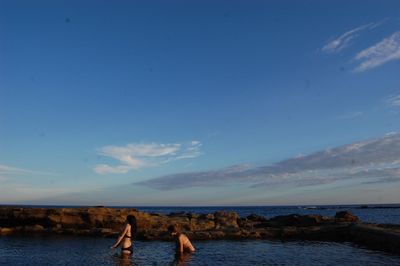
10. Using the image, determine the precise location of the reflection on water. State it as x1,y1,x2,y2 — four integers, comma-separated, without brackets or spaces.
173,252,193,266
1,235,400,265
112,252,133,266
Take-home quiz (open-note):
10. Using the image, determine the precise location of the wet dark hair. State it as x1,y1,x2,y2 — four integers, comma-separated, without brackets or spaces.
168,224,177,233
126,215,137,235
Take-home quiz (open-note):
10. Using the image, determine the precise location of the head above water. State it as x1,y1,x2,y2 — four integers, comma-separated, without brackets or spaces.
126,215,137,234
168,224,178,235
126,215,136,225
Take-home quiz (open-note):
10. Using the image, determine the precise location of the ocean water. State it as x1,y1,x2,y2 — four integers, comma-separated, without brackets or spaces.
1,235,400,266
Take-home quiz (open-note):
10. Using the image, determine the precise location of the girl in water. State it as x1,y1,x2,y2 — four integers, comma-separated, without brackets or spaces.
168,224,195,254
111,215,137,254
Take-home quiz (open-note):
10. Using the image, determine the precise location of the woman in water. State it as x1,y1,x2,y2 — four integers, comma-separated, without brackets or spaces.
168,224,195,254
111,215,137,254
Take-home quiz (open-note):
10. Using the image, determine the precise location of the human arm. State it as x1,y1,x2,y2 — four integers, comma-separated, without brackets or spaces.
111,224,129,249
178,235,184,253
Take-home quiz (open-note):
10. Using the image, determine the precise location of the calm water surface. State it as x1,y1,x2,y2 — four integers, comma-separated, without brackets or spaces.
1,235,400,265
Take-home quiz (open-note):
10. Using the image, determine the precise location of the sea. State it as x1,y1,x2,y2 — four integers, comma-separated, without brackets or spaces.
1,204,400,265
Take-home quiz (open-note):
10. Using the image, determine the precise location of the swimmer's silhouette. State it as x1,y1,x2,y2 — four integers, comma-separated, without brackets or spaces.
168,224,195,254
111,215,137,255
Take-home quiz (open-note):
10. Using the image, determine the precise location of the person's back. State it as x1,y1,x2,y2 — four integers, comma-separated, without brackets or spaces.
177,233,195,253
111,215,137,254
168,225,195,254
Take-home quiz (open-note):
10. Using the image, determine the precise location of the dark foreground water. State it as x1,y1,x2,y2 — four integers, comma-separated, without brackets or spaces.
1,235,400,265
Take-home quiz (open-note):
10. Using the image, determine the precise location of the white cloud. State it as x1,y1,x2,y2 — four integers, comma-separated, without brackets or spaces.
385,131,398,136
94,141,202,174
354,31,400,72
386,94,400,107
191,140,201,146
322,23,377,53
93,164,132,174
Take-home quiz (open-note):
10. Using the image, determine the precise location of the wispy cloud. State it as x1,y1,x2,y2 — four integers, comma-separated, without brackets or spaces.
354,31,400,72
0,183,91,203
0,165,33,174
0,164,54,178
361,173,400,185
137,133,400,190
94,141,202,174
137,164,252,190
93,165,133,174
385,93,400,108
0,164,55,182
321,22,378,53
13,186,78,195
335,111,364,120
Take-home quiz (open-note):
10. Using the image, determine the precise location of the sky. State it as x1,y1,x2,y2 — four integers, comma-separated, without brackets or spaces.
1,0,400,206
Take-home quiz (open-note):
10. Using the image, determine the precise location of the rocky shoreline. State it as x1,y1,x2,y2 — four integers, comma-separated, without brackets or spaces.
0,207,399,254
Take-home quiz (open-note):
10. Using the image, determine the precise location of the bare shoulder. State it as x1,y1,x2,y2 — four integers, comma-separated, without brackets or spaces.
123,223,131,233
179,233,189,241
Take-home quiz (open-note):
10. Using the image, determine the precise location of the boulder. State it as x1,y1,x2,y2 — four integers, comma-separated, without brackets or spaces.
246,214,268,222
0,227,14,235
335,211,359,222
269,214,323,227
209,230,226,239
214,211,239,229
199,213,214,220
190,217,215,231
60,210,87,229
168,211,186,217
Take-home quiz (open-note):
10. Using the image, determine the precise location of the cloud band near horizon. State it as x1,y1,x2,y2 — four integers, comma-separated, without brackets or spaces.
136,133,400,190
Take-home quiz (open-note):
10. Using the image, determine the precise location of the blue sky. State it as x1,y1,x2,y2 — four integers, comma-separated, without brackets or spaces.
1,0,400,205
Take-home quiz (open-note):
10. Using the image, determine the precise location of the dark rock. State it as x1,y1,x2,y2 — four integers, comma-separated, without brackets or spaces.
214,211,239,229
335,211,359,222
246,214,268,222
193,231,211,240
190,217,214,231
349,224,400,254
187,213,199,219
208,230,226,239
269,214,322,227
168,211,186,217
198,213,214,220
